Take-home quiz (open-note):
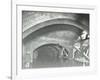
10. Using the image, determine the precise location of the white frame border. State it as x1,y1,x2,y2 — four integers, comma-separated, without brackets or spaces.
11,2,97,80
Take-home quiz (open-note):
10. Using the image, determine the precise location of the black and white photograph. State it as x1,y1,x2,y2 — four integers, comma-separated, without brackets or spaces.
10,2,97,80
22,11,90,69
0,0,99,80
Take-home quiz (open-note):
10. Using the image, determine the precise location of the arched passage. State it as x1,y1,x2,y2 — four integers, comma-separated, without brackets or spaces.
22,18,89,68
32,43,81,68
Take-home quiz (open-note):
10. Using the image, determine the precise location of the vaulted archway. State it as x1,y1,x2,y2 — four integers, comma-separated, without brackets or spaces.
22,12,89,69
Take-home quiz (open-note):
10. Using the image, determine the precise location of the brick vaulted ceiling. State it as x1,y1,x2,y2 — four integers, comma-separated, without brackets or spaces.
22,11,89,39
22,11,89,68
22,11,89,65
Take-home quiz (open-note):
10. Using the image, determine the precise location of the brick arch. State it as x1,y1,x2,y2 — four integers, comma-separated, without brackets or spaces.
33,43,71,56
33,43,61,54
32,43,71,61
23,18,89,39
